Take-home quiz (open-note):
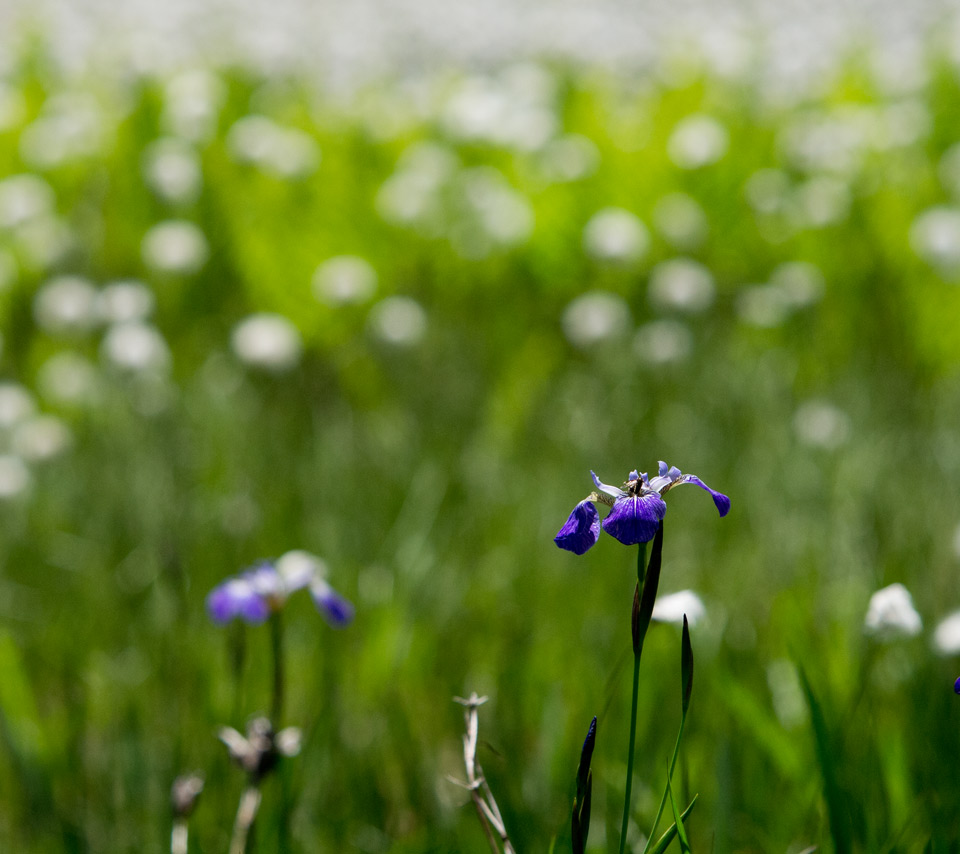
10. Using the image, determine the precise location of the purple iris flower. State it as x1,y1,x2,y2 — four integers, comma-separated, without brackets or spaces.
554,462,730,554
207,550,353,628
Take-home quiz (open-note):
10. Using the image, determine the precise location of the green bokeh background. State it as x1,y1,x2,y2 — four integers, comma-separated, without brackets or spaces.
1,43,960,854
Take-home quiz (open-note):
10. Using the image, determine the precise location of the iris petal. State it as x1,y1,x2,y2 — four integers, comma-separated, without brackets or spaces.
555,500,601,554
602,493,666,544
310,579,355,627
675,474,731,516
590,471,624,500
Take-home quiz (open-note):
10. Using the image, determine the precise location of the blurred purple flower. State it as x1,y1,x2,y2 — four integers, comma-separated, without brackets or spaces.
555,462,729,554
954,676,960,695
207,550,353,627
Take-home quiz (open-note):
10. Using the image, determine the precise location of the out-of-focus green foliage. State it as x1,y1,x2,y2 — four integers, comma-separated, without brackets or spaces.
0,39,959,854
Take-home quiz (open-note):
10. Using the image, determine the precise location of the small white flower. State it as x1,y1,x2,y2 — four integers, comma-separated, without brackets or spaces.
367,296,427,346
652,590,706,627
583,208,649,264
667,115,729,169
0,174,55,229
312,256,378,305
37,352,100,407
142,220,209,275
0,383,36,428
634,320,693,366
34,275,99,334
910,207,960,273
142,137,202,204
933,611,960,655
933,610,960,656
653,192,709,250
102,322,172,373
864,583,923,641
97,280,155,324
793,400,850,449
13,415,71,461
231,313,302,371
561,291,631,348
648,258,715,314
0,455,30,499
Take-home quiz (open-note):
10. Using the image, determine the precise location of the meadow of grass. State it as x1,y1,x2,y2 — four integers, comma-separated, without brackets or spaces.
1,38,960,854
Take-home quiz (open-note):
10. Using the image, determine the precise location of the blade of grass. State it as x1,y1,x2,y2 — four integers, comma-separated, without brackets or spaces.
667,777,692,854
648,794,699,854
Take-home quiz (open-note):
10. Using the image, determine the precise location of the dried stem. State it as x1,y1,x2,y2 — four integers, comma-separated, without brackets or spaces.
451,694,517,854
170,819,188,854
228,785,262,854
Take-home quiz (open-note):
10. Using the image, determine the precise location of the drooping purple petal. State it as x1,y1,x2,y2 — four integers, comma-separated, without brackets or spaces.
206,578,270,625
602,493,666,544
310,579,355,627
955,676,960,695
554,500,601,555
674,474,731,516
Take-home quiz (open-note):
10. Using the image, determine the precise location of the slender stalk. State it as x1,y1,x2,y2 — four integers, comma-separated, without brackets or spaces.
618,645,643,854
170,819,188,854
270,610,284,723
228,785,262,854
618,541,649,854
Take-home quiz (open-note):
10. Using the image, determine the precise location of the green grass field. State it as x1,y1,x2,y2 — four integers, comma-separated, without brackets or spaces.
1,39,960,853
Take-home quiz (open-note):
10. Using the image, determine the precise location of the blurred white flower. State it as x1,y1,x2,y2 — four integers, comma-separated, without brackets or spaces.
441,71,557,151
653,192,709,250
227,115,320,179
162,70,225,143
910,207,960,273
97,280,155,324
231,313,302,371
0,455,30,499
793,400,850,449
667,114,729,169
795,175,850,227
561,291,631,348
34,275,99,334
375,142,458,231
0,383,36,428
12,415,71,461
101,322,172,373
652,590,706,627
769,261,825,308
744,168,791,215
583,207,649,264
933,610,960,656
142,137,202,204
736,284,792,328
0,174,56,229
20,93,106,169
367,296,427,346
864,583,922,641
452,167,534,255
312,256,378,305
37,352,100,407
648,258,715,313
537,134,600,183
15,216,73,271
634,319,693,366
142,220,209,275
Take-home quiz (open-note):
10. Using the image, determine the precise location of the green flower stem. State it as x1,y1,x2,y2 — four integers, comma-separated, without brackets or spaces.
618,540,649,854
270,610,284,723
